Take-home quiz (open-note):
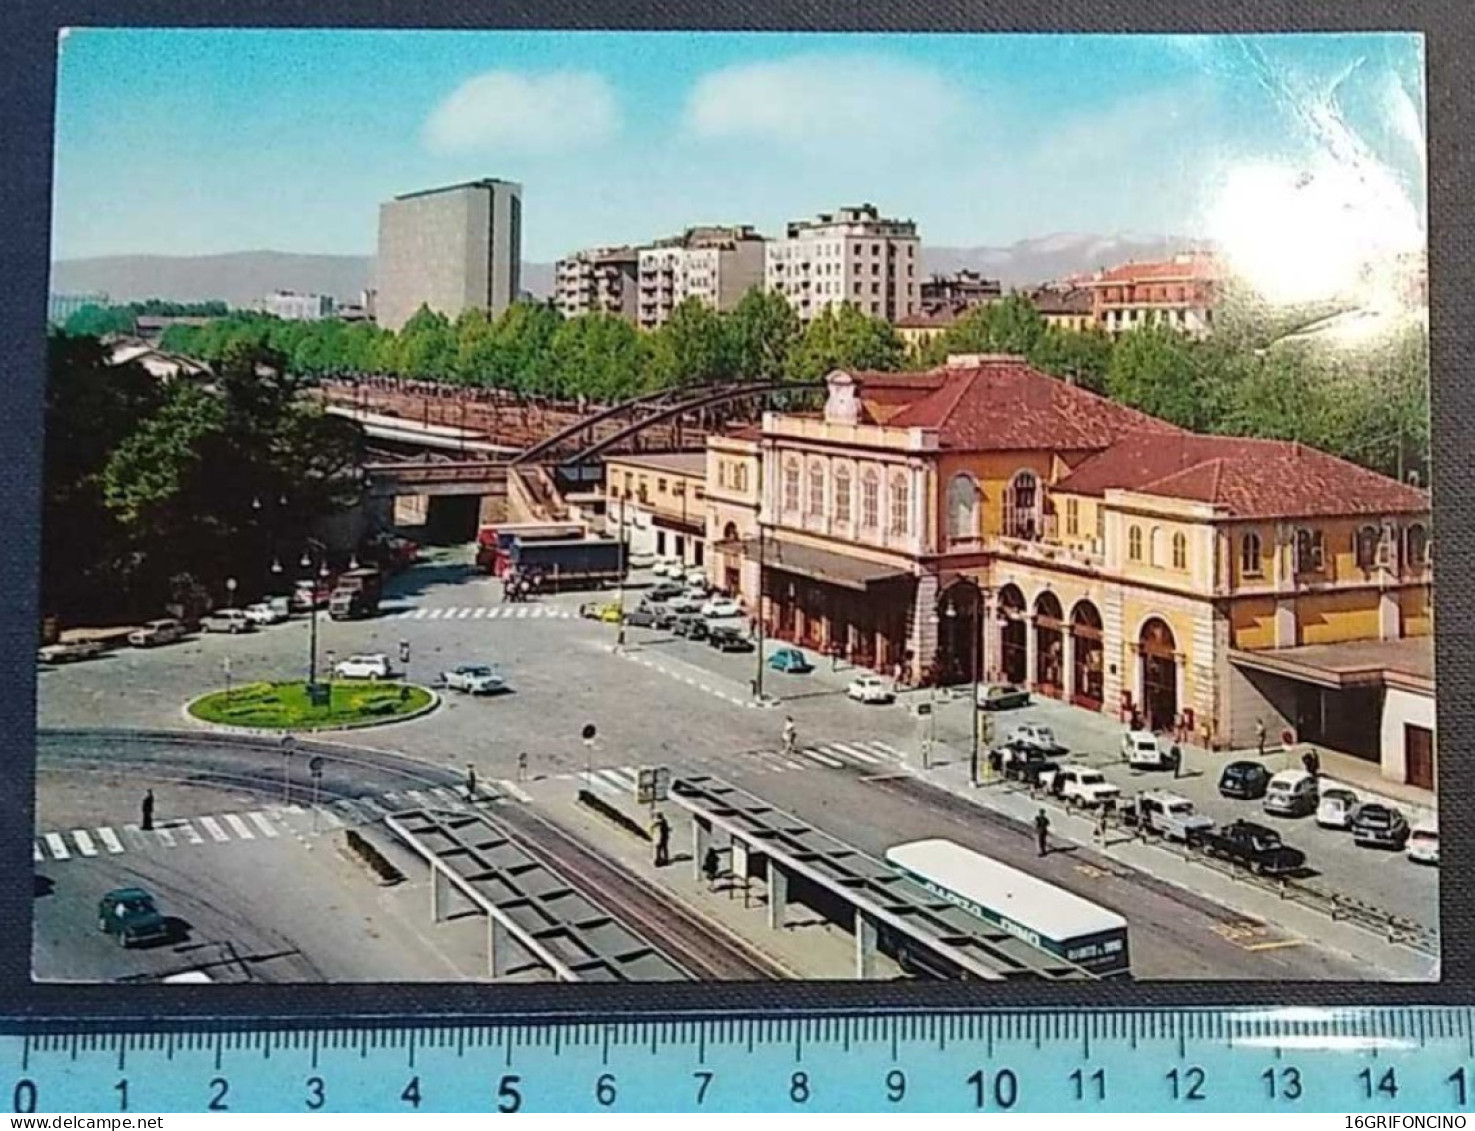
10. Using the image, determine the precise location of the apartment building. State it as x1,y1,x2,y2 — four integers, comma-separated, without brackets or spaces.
765,203,922,324
554,246,640,320
375,178,523,332
636,226,766,330
1086,253,1218,336
604,452,708,566
919,270,1001,316
262,291,336,321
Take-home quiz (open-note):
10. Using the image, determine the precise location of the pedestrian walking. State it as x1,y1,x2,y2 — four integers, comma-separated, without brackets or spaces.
465,763,478,803
1034,809,1050,857
702,846,721,889
1095,806,1108,844
782,716,797,757
1254,719,1267,758
398,639,411,666
1171,741,1183,779
517,751,529,783
652,812,671,867
1302,747,1321,779
141,789,155,832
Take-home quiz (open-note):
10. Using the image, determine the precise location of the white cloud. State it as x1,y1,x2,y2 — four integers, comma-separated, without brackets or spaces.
423,70,619,155
682,54,970,153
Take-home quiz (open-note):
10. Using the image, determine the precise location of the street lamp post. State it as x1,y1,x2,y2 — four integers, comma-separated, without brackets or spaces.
615,492,628,650
296,541,330,693
753,520,766,701
945,584,984,787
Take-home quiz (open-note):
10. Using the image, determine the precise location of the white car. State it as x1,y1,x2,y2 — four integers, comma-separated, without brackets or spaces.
1039,764,1122,809
847,675,896,704
627,551,657,571
1122,729,1176,770
684,567,707,587
37,640,105,664
700,598,742,619
334,653,390,680
1124,790,1216,843
202,608,254,634
1008,723,1063,753
244,601,289,626
652,558,682,577
1315,787,1361,829
1406,820,1439,865
443,664,506,695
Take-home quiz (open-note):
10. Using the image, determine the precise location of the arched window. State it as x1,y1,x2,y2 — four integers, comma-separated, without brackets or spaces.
888,473,910,537
1172,532,1187,571
1406,522,1430,567
860,468,880,530
1005,471,1039,539
1149,527,1164,566
807,460,826,518
1240,532,1262,577
1128,525,1143,561
1355,524,1381,570
782,458,800,513
834,465,852,526
947,474,981,545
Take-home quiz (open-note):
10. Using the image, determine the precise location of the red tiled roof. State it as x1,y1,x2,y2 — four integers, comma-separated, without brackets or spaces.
1089,256,1218,285
864,358,1177,452
1056,431,1429,519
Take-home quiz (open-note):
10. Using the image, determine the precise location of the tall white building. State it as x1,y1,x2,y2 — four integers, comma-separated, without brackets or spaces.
262,291,336,321
555,246,640,320
765,203,921,324
636,225,765,330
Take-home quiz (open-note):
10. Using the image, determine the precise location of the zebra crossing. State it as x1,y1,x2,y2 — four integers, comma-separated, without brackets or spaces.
32,784,502,865
391,605,575,621
575,738,910,798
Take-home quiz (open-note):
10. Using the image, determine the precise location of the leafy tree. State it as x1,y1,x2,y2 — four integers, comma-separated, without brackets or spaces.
1028,326,1114,393
547,314,650,400
1105,322,1225,431
647,298,733,388
395,306,457,378
787,303,905,382
726,287,801,381
63,305,136,337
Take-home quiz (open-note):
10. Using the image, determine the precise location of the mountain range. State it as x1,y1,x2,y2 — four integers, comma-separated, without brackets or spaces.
50,234,1200,309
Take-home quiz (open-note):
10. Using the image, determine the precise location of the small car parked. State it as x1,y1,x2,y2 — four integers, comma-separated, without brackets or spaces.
847,675,896,704
1351,803,1410,849
334,653,391,680
37,640,105,664
127,619,187,648
1407,820,1439,865
1315,787,1361,829
977,683,1030,711
1218,760,1272,800
442,664,506,695
769,648,814,674
1262,769,1319,818
202,608,254,634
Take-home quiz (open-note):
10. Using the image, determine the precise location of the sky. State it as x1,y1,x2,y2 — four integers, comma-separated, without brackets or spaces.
50,30,1428,269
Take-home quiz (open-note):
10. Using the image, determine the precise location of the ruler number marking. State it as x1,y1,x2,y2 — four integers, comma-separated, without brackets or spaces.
885,1069,907,1104
693,1071,714,1106
115,1078,128,1112
497,1074,523,1113
208,1076,230,1112
1262,1066,1302,1102
595,1073,617,1107
306,1075,326,1110
12,1079,37,1114
1070,1067,1107,1103
789,1070,810,1105
967,1068,1018,1110
1449,1066,1468,1107
1359,1066,1399,1100
401,1076,422,1110
1167,1066,1206,1103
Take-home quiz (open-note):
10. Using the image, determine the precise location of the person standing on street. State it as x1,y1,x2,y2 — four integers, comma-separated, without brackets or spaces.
1034,809,1050,857
1302,747,1321,779
465,763,478,803
1171,741,1183,779
398,639,411,666
141,789,155,832
1095,806,1108,844
782,716,797,757
1256,719,1267,758
652,812,671,867
517,751,529,783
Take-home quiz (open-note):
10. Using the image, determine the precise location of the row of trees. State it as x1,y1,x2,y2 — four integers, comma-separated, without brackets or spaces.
44,336,362,621
151,287,1430,484
61,300,229,338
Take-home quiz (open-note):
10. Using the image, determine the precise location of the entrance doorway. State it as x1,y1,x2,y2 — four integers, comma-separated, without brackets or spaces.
1070,600,1104,709
1405,725,1436,790
997,584,1027,685
1034,592,1065,698
1139,617,1178,731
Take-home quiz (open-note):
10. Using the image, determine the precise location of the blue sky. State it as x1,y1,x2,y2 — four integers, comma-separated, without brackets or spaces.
50,30,1427,263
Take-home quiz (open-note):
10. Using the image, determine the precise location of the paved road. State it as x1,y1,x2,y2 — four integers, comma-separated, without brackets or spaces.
35,548,1437,979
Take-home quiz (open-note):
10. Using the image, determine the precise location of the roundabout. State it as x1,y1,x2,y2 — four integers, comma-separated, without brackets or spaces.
186,680,437,732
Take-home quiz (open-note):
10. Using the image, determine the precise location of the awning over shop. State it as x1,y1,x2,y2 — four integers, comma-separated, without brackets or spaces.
738,536,911,592
1229,637,1434,695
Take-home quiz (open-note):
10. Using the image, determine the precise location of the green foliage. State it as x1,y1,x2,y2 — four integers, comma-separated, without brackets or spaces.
547,313,651,399
787,303,906,382
647,298,734,387
726,287,801,381
63,305,137,337
188,680,433,730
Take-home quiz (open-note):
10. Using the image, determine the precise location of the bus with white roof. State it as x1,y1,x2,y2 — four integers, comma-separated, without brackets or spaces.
886,838,1131,978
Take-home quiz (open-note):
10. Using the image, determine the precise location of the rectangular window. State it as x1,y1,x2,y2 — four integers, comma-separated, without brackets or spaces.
1066,498,1079,536
834,470,851,525
871,243,880,255
854,282,862,295
1096,508,1105,543
888,477,910,537
872,263,880,276
861,475,879,529
783,462,800,512
658,478,667,493
871,282,879,294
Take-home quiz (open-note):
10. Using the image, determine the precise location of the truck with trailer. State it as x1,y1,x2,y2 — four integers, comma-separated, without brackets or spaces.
328,566,383,620
475,522,586,575
507,536,626,592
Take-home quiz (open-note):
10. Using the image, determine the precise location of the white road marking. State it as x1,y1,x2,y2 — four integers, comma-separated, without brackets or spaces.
457,608,472,619
799,747,845,769
154,827,177,848
175,823,203,845
516,607,529,619
248,812,279,838
406,789,435,808
473,607,486,619
412,608,427,620
427,608,444,620
865,741,906,761
32,842,43,863
223,814,255,840
831,742,882,765
122,823,147,848
498,779,534,804
604,767,638,790
70,830,99,857
314,806,345,829
43,833,70,860
197,816,229,843
358,797,392,818
429,787,465,809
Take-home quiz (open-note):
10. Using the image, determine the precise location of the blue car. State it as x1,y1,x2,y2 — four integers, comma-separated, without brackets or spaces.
768,648,814,674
